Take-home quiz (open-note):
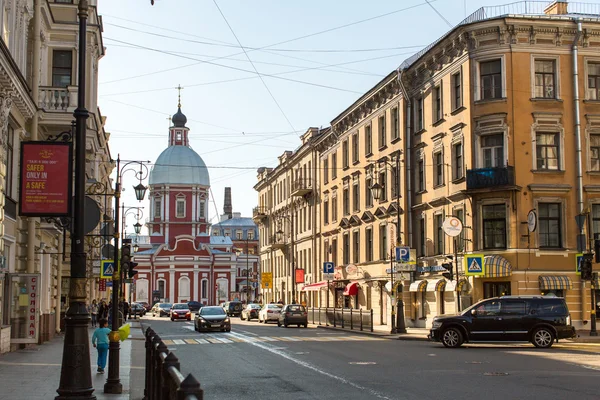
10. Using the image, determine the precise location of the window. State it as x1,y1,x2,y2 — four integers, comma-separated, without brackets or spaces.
379,224,387,260
352,231,360,264
352,133,359,164
455,208,465,252
591,134,600,171
213,229,220,236
453,142,463,180
378,170,387,202
5,125,13,198
415,97,424,131
378,115,386,148
343,140,349,169
480,59,502,100
224,230,230,237
176,131,182,141
536,132,560,170
417,159,425,192
434,151,444,187
323,200,329,224
474,300,502,316
452,71,462,110
587,62,600,100
481,134,504,168
52,50,72,87
201,280,208,299
248,230,254,240
332,153,338,179
332,196,338,221
434,214,444,255
176,198,185,218
365,175,373,208
433,85,442,122
365,228,373,262
501,301,527,316
538,203,562,248
592,204,600,237
343,188,350,216
482,204,506,249
365,125,372,155
332,238,338,267
343,234,350,265
534,60,556,99
236,230,243,240
392,107,399,140
390,164,399,199
419,217,426,257
352,180,360,212
154,198,161,218
323,158,329,184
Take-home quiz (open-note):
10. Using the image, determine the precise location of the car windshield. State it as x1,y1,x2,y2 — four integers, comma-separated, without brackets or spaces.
201,307,226,316
173,304,188,309
287,305,306,312
268,304,283,309
249,304,261,309
160,304,172,309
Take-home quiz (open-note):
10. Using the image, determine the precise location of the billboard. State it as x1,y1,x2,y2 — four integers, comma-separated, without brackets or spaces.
19,141,72,217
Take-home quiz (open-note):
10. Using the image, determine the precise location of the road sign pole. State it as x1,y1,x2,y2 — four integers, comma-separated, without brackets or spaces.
454,238,461,312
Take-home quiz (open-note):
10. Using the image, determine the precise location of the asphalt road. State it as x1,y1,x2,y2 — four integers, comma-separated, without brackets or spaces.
143,315,600,400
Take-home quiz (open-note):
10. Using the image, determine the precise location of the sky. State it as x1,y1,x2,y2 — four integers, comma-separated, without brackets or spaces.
97,0,566,232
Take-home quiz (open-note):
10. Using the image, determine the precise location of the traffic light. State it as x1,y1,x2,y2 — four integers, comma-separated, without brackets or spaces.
128,262,139,279
441,263,453,281
581,253,594,281
121,241,131,275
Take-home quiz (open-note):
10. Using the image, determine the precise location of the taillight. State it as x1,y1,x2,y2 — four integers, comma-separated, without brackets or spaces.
286,312,291,316
267,310,273,313
302,312,307,316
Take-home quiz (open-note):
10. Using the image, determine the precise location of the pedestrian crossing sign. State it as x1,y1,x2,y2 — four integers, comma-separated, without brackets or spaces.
101,260,117,279
464,254,485,276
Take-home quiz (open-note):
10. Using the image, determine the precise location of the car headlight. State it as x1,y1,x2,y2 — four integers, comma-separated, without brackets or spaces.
432,320,442,328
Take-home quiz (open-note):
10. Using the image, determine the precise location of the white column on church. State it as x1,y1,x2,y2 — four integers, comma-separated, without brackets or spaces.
191,187,196,235
193,266,199,301
169,267,175,303
165,187,170,242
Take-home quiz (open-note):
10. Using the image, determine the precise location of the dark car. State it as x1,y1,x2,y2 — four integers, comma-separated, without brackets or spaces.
187,301,203,313
278,304,308,328
152,303,172,317
129,303,146,317
194,306,231,332
222,301,243,317
240,304,261,321
429,296,576,348
170,303,192,321
139,302,151,311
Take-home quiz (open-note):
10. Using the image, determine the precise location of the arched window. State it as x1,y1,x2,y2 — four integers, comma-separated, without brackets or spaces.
178,276,190,301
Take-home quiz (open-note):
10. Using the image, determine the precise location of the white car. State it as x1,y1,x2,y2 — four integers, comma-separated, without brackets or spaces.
258,304,283,323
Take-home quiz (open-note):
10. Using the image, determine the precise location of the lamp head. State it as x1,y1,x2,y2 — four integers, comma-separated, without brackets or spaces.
133,183,147,201
370,182,383,201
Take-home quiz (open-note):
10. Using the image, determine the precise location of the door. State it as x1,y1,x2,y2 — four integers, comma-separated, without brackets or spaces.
469,299,505,341
483,282,511,298
499,300,529,341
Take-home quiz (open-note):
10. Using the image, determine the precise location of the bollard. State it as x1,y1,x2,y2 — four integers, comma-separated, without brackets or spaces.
341,308,344,329
370,309,374,332
360,309,363,331
154,340,168,400
350,308,353,330
144,327,155,400
161,352,180,399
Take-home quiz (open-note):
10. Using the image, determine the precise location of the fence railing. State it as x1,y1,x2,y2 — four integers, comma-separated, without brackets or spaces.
144,327,203,400
308,307,373,332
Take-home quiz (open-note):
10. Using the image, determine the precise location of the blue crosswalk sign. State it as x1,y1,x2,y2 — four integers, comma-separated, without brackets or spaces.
101,260,116,278
465,254,484,276
323,262,334,274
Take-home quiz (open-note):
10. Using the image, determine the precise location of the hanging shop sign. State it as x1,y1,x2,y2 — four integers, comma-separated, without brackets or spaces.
19,142,72,217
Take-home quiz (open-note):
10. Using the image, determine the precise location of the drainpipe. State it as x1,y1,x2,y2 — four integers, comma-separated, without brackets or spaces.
55,232,63,333
398,69,412,248
572,19,584,217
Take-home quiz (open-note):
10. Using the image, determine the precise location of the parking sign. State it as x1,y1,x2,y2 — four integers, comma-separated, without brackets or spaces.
395,246,411,263
323,262,334,280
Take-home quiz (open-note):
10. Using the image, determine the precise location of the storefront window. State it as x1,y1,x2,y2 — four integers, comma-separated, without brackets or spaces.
483,281,511,298
541,290,564,297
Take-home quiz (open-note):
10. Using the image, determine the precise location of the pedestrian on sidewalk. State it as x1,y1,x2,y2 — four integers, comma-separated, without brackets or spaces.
90,300,99,327
92,318,111,374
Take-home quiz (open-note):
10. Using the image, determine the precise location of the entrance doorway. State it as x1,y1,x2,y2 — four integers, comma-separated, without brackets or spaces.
483,281,511,298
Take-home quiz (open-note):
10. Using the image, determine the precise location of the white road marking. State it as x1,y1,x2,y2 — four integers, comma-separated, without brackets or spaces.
194,338,209,344
173,339,185,345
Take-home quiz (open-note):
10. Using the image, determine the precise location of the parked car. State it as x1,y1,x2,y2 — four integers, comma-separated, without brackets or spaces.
240,304,262,321
258,303,283,324
278,304,308,328
429,296,576,349
170,303,192,321
222,301,243,317
139,302,151,311
187,301,203,313
129,303,146,317
151,303,172,317
194,306,231,332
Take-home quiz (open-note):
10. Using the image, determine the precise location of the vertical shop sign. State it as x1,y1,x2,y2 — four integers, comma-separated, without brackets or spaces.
99,279,107,292
27,276,37,339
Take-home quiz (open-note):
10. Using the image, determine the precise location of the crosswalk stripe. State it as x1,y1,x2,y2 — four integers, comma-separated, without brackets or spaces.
163,340,174,345
260,337,279,342
280,337,301,341
173,339,185,345
194,338,208,344
206,338,223,344
184,339,198,344
160,334,385,346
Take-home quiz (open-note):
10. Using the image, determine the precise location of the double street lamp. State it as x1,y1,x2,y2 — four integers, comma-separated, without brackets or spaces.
369,153,407,335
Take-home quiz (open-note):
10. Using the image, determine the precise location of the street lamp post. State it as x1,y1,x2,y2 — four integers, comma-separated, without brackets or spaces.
104,157,149,394
120,206,143,301
55,1,95,398
370,154,407,334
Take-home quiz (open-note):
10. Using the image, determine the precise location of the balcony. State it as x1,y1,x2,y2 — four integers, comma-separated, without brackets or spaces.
269,235,287,250
291,178,312,197
252,206,268,222
38,86,77,112
466,166,516,192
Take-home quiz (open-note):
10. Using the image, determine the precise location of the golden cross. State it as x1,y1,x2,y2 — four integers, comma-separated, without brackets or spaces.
176,84,184,107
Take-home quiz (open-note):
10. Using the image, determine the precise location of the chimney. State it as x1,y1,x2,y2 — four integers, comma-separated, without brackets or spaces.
544,1,568,15
224,187,233,219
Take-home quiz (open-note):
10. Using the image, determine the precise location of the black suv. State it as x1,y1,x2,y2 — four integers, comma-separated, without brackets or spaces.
222,301,243,317
430,296,575,348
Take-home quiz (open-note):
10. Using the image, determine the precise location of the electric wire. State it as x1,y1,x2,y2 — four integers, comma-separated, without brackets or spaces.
424,0,454,28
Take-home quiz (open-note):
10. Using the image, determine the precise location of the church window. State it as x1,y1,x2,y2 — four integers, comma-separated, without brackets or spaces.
153,198,161,218
176,131,182,141
176,198,185,218
199,201,205,219
201,279,208,299
178,277,190,301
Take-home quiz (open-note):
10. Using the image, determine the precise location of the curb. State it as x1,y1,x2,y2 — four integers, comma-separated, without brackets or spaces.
315,324,430,341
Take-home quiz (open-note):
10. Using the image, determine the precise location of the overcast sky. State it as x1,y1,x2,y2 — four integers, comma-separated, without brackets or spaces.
97,0,560,233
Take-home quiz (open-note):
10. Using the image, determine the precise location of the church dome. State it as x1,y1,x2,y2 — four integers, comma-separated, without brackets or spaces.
172,107,187,127
149,146,210,186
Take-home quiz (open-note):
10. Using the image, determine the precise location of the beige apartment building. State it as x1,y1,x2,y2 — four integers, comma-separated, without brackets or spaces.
254,1,600,331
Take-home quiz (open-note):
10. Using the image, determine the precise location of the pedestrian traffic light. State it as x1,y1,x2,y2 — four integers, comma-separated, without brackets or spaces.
121,242,131,274
128,262,139,279
441,263,453,281
581,253,594,281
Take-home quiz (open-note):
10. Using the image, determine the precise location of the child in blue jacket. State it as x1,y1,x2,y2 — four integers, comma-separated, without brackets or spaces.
92,318,111,373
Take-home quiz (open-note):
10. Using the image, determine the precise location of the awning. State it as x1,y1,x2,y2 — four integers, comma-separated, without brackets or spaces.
426,279,446,292
446,278,470,292
302,281,329,292
539,275,573,290
482,255,512,278
409,280,427,292
343,282,359,296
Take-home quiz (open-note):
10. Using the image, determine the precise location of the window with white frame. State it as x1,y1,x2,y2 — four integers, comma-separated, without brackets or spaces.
154,198,161,218
452,142,463,180
591,133,600,171
236,230,243,240
378,170,387,202
176,197,185,218
587,61,600,100
248,230,254,240
433,151,444,187
480,59,502,100
352,132,359,164
178,277,190,299
592,204,600,237
378,114,386,149
332,195,338,221
365,173,373,208
343,233,350,265
201,279,208,299
433,85,442,122
323,158,329,184
390,163,399,199
365,124,372,155
213,229,220,236
323,199,329,224
536,132,560,170
481,134,504,168
391,107,400,141
352,178,360,212
415,97,424,131
379,224,387,260
365,228,373,262
343,187,350,216
417,157,425,192
452,71,462,110
534,59,557,99
352,230,360,264
332,152,338,179
482,204,506,249
434,213,444,255
419,216,426,256
538,203,562,248
343,139,349,169
199,201,205,219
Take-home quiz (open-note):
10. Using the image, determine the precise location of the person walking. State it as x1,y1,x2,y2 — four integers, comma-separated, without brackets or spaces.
91,318,111,373
90,300,99,327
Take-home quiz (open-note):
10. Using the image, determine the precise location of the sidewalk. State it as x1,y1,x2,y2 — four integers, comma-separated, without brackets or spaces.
0,319,144,400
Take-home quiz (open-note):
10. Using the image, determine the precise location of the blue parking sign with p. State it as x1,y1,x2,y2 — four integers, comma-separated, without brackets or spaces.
323,262,334,274
395,246,410,263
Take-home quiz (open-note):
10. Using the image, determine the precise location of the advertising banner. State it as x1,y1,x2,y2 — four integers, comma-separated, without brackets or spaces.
295,268,305,284
19,141,72,217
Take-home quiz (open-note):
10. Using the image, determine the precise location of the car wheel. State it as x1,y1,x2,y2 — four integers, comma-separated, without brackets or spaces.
297,324,300,328
171,318,174,321
304,324,308,328
532,327,554,348
441,327,464,348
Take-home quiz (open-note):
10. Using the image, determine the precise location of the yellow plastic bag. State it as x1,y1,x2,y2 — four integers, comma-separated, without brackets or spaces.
118,323,130,342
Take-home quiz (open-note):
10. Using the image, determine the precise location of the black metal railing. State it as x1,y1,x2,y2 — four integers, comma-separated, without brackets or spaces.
252,206,268,218
145,327,203,400
466,166,515,190
308,307,373,332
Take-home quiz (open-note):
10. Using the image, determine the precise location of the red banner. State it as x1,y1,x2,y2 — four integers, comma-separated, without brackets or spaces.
99,279,107,292
295,268,305,284
19,141,72,216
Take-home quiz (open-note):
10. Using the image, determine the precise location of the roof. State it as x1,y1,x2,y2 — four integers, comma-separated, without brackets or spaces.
213,217,257,228
210,236,233,245
134,245,161,255
149,145,210,186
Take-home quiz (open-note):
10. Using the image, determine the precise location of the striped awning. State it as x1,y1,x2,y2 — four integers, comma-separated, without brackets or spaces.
539,275,573,290
482,255,512,278
409,280,427,292
445,278,470,292
426,279,446,292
